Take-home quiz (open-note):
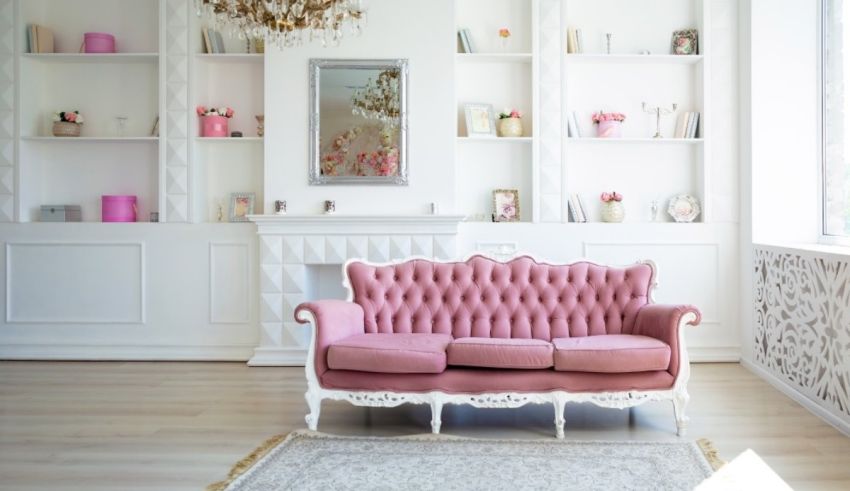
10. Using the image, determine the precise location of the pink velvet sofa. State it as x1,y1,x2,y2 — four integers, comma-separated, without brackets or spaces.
295,254,701,438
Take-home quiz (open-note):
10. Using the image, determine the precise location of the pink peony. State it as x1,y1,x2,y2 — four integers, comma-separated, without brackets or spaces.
65,112,77,122
196,106,207,116
601,192,612,202
613,192,623,202
225,107,234,118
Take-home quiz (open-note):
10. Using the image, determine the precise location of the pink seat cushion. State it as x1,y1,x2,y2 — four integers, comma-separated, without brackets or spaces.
447,337,553,369
553,335,671,373
327,333,452,374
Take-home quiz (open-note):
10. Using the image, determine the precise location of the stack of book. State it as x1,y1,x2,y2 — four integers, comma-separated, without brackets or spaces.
566,111,582,137
568,193,589,223
457,28,475,54
27,24,54,54
675,111,701,138
567,27,584,54
202,28,226,54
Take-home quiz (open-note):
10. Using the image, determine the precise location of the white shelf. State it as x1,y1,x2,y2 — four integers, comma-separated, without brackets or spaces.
565,54,704,65
567,137,704,144
456,53,533,63
195,54,264,64
195,137,263,142
21,53,159,64
21,136,159,142
457,136,532,143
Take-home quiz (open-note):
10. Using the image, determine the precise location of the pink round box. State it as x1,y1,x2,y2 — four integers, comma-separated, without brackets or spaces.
84,32,116,53
102,195,137,222
200,115,229,137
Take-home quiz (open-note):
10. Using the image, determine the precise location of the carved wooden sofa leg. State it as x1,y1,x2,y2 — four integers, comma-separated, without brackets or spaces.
305,389,322,431
553,394,566,439
430,394,444,434
672,389,690,436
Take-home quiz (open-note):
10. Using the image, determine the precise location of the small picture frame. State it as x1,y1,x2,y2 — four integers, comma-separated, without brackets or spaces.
229,192,255,222
464,103,497,137
670,29,698,55
492,189,520,222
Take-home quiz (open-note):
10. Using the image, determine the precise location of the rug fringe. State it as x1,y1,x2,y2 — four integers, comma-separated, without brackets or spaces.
206,433,288,491
696,438,725,471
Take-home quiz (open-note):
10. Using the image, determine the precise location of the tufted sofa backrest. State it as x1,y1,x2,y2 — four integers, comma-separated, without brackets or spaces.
346,255,654,340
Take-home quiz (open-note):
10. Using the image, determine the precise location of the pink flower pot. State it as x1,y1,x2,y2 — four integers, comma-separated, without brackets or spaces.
596,120,622,138
84,32,116,53
102,195,137,222
201,115,229,137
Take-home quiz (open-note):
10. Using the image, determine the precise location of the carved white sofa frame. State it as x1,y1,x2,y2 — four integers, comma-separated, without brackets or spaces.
295,253,697,439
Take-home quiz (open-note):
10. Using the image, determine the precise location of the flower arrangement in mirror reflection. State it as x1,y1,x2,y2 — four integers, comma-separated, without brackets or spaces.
320,125,399,177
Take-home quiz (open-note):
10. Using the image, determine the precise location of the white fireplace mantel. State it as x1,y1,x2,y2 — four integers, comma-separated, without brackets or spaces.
247,214,465,366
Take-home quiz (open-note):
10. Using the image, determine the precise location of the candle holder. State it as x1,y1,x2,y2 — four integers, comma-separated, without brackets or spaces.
642,102,678,138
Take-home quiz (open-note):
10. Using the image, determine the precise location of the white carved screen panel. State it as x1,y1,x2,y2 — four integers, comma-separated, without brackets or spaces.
6,243,145,324
754,247,850,424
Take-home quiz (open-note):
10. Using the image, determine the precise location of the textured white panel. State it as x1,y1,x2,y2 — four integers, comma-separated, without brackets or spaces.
346,236,368,260
537,0,562,223
6,243,144,323
389,236,411,260
0,30,11,53
167,55,188,83
167,82,189,110
0,165,11,194
0,194,13,222
540,194,561,223
166,194,188,222
283,236,304,264
166,31,188,54
209,243,250,324
166,0,189,27
166,139,188,166
0,111,12,138
260,235,283,264
283,293,306,322
283,264,306,293
368,236,390,262
410,235,433,257
260,264,283,293
0,59,11,83
260,321,282,346
304,236,325,264
261,293,283,323
284,322,310,348
0,139,11,166
0,1,12,27
540,166,561,195
433,236,456,260
166,166,188,194
325,236,347,264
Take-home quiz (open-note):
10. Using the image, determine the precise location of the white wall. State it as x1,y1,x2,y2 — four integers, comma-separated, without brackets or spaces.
263,0,456,216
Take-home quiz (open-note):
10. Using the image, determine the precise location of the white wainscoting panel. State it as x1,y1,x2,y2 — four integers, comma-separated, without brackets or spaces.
209,242,250,324
6,242,145,323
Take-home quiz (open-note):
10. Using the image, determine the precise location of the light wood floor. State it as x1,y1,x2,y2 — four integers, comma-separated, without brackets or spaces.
0,362,848,490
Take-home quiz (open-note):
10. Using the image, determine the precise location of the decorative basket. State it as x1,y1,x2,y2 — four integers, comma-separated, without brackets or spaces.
601,201,625,222
498,117,523,137
200,115,229,137
52,121,81,137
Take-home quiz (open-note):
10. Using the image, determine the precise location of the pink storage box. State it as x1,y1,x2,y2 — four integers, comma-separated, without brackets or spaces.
102,195,137,222
84,32,116,53
200,115,229,137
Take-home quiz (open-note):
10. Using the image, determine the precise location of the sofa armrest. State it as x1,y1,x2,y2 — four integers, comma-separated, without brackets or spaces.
633,304,701,379
295,300,365,378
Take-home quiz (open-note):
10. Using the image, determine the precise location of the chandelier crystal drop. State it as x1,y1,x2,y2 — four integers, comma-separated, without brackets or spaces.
350,70,400,125
194,0,366,48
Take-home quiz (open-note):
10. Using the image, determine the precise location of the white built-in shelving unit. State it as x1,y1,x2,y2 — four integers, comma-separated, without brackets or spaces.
455,0,537,222
455,0,711,224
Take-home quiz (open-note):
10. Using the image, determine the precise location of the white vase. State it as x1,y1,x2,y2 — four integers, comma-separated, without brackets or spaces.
601,201,625,223
498,117,523,137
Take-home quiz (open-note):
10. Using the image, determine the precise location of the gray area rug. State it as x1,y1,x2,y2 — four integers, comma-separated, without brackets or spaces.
211,430,717,491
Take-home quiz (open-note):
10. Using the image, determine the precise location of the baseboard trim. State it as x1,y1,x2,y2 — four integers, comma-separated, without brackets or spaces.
248,347,308,366
741,359,850,437
0,344,255,361
688,347,741,362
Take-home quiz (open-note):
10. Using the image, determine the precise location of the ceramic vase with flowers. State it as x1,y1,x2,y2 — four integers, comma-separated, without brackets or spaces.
498,27,511,51
497,109,523,137
592,111,626,138
600,191,625,222
52,110,84,137
197,106,234,137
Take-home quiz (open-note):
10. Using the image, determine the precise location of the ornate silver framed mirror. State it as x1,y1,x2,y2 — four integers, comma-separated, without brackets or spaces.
309,59,409,185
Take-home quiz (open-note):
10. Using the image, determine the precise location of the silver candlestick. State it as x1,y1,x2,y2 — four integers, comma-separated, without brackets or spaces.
642,102,678,138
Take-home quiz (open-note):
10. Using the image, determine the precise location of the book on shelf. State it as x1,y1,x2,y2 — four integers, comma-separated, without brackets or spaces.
203,28,226,53
461,28,475,53
575,29,584,54
457,29,472,53
567,27,578,54
567,111,582,138
675,111,701,138
568,193,587,223
577,194,589,222
689,112,700,138
27,24,54,53
213,30,226,53
202,28,213,54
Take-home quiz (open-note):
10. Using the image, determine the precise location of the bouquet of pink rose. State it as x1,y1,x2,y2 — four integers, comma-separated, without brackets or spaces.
499,109,522,120
196,106,234,118
591,111,626,124
53,110,84,124
600,191,623,202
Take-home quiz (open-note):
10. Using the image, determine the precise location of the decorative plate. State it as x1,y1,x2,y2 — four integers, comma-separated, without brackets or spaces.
667,194,701,222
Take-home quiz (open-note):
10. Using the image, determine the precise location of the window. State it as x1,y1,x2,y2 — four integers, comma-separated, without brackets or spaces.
824,0,850,237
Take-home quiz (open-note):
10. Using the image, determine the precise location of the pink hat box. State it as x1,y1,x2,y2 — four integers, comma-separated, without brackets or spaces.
101,195,137,222
84,32,116,53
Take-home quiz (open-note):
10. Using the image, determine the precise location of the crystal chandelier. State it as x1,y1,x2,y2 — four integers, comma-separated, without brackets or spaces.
351,70,400,125
194,0,366,48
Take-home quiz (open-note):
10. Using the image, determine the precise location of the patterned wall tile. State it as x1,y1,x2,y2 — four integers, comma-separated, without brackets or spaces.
164,0,190,222
537,0,563,223
304,236,326,264
754,247,850,425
